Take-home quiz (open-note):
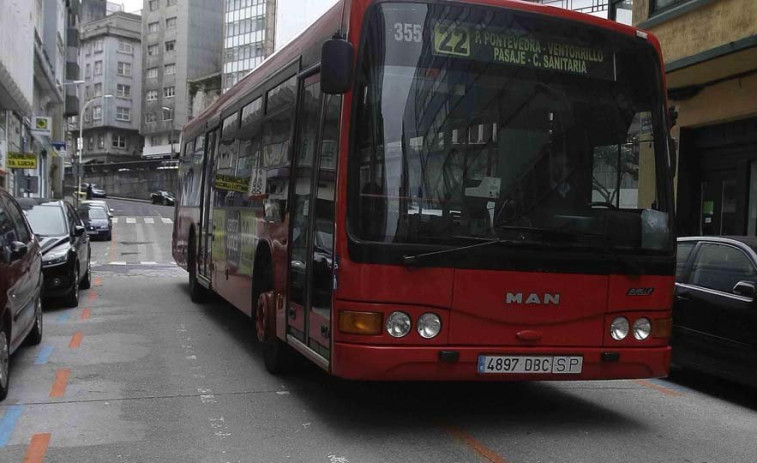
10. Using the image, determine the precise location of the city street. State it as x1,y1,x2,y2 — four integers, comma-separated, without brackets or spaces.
0,198,753,462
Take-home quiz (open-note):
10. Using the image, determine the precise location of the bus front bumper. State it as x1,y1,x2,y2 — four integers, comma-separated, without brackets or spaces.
331,343,671,381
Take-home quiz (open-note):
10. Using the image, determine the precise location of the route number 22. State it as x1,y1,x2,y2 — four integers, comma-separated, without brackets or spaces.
433,24,471,57
394,23,422,43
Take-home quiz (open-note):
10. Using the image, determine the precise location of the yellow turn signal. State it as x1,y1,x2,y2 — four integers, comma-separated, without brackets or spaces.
652,318,672,339
339,311,383,335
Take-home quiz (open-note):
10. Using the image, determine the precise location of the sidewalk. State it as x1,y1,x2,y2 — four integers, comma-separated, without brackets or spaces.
107,195,152,203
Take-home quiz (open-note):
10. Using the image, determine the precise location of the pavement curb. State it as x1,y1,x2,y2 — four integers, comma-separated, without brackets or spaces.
108,196,153,204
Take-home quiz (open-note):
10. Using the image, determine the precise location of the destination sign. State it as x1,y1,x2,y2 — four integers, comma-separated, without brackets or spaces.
431,23,615,80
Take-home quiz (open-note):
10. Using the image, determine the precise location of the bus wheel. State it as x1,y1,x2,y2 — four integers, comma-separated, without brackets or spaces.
256,291,292,374
188,235,206,303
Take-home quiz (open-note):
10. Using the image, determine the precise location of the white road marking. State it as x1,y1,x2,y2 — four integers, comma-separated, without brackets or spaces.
140,261,158,265
126,217,136,224
144,217,155,224
110,261,127,265
112,218,119,223
161,217,173,224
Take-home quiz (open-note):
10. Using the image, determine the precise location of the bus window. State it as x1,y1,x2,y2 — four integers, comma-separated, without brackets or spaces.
266,76,296,114
262,103,295,222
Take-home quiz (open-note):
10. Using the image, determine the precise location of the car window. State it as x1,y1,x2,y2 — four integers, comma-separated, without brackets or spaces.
23,204,67,236
64,204,78,232
676,242,695,282
4,197,32,243
78,207,108,220
0,197,19,245
69,205,85,225
690,243,757,294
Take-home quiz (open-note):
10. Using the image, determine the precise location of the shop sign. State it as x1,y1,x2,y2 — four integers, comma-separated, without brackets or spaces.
7,152,38,169
32,117,52,135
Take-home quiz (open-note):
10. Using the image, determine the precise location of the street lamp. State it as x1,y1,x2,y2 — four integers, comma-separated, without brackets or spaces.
78,94,113,205
162,106,176,158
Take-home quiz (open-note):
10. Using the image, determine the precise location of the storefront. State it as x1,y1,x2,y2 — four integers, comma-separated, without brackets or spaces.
676,116,757,236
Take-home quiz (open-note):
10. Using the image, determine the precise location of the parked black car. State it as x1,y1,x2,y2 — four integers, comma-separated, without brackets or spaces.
78,204,112,241
17,199,91,307
151,190,175,205
673,236,757,387
0,189,44,401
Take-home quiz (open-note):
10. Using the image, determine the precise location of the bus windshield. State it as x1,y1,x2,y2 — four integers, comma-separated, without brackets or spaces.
349,2,672,254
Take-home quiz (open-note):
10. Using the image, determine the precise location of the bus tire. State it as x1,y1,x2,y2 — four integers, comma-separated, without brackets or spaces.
256,291,293,374
252,250,293,374
188,230,207,303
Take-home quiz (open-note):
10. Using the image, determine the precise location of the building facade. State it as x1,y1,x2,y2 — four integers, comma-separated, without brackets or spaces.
633,0,757,237
80,12,143,163
188,72,222,119
141,0,224,158
1,0,80,198
526,0,634,24
81,0,107,24
222,0,276,92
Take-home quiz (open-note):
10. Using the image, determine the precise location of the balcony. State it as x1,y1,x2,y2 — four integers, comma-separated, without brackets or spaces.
66,62,80,81
64,84,80,117
67,27,80,48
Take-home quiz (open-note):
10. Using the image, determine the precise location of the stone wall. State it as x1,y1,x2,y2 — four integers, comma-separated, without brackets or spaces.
65,163,178,200
84,168,177,200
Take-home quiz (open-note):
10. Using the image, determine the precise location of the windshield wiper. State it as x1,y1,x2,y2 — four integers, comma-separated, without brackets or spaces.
494,225,604,241
402,236,534,266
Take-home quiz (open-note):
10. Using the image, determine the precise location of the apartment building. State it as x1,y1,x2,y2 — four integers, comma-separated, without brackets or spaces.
80,12,143,163
1,0,81,197
222,0,276,92
634,0,757,236
141,0,223,158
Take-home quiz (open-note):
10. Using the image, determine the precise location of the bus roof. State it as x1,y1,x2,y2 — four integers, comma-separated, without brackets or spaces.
182,0,658,141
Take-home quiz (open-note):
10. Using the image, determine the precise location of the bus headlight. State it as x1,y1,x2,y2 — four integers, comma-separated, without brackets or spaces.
610,317,629,341
417,313,441,339
386,311,411,338
633,318,652,340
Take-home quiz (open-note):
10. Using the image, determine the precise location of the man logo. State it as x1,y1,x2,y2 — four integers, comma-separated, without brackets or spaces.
506,293,560,305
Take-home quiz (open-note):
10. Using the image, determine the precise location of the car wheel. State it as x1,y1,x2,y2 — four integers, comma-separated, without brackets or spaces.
0,320,10,401
23,295,43,346
106,231,112,241
80,258,92,290
63,265,80,307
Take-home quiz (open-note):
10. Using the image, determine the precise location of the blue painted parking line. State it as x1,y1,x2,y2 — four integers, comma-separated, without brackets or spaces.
34,345,54,365
0,405,24,447
57,312,69,323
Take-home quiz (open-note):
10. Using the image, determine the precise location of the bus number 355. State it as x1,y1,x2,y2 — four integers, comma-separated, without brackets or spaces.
394,23,422,43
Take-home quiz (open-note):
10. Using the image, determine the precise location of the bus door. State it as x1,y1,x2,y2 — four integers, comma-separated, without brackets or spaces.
288,72,338,361
199,130,217,280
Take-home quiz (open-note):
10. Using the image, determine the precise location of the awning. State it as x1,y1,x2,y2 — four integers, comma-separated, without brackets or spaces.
667,35,757,95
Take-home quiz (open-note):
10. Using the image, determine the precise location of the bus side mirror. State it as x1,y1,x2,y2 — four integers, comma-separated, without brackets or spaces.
322,36,354,95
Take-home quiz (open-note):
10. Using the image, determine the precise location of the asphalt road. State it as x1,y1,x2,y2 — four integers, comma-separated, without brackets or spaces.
1,198,756,462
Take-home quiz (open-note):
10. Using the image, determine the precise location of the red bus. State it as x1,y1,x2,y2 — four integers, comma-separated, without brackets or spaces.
173,0,676,381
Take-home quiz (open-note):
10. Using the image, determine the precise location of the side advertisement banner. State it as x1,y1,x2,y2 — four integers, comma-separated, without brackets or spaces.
212,208,257,277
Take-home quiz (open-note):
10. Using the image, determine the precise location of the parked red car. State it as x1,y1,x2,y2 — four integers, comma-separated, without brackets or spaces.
0,188,44,401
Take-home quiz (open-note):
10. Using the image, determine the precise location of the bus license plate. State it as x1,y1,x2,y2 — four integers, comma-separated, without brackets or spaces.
478,355,583,374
